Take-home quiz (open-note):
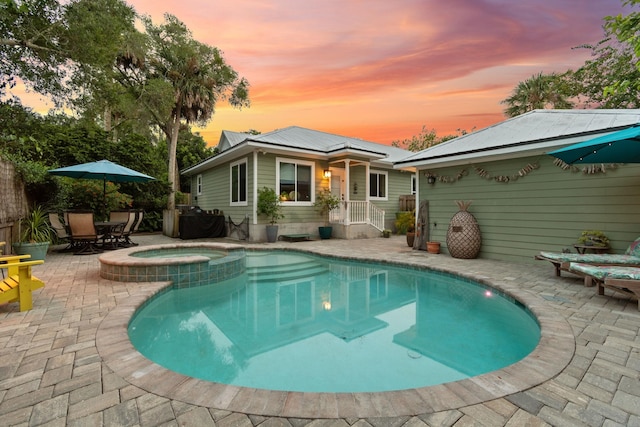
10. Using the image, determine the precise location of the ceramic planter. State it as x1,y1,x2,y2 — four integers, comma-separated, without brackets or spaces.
12,241,50,261
266,225,279,243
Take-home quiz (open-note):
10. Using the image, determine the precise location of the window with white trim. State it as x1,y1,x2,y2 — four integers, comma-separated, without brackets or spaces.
369,170,387,200
230,159,247,205
277,158,314,204
196,174,203,196
411,175,416,195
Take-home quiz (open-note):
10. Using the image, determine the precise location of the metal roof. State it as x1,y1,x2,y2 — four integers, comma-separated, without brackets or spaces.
182,126,412,175
395,109,640,169
246,126,411,163
217,130,248,151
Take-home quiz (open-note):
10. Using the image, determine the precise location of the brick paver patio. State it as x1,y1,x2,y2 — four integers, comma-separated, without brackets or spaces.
1,233,638,426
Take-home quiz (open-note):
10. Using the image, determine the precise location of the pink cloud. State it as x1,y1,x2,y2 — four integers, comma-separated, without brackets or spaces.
10,0,631,146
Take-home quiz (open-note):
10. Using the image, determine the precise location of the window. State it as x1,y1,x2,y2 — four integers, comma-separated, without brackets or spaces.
277,158,314,204
411,175,416,195
230,159,247,205
369,170,387,200
196,174,202,196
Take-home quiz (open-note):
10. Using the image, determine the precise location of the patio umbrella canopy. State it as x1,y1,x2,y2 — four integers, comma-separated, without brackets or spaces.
48,159,155,207
548,125,640,164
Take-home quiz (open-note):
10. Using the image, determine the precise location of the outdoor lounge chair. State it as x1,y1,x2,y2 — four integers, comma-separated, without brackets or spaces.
67,212,103,255
567,262,640,310
0,257,45,311
535,237,640,277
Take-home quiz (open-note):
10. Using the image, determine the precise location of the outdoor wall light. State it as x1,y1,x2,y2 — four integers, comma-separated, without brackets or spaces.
427,175,436,185
353,182,358,194
323,169,331,179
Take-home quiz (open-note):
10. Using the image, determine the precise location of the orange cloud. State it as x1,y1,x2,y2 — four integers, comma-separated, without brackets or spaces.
8,0,629,148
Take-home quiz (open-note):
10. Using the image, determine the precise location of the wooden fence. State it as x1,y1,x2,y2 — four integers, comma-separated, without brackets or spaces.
398,195,415,212
0,159,29,254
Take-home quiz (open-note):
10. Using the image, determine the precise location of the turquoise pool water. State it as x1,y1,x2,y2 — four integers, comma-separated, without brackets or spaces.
130,247,227,260
128,251,540,393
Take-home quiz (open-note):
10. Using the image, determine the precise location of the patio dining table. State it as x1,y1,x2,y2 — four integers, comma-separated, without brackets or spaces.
94,221,126,249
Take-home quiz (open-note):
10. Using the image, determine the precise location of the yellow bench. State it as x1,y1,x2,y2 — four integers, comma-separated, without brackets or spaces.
0,256,45,311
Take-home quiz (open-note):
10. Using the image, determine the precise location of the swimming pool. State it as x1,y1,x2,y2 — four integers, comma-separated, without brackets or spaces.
128,250,540,393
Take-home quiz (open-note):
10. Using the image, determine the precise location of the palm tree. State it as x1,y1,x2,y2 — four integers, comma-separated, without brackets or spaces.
501,72,573,117
143,15,249,210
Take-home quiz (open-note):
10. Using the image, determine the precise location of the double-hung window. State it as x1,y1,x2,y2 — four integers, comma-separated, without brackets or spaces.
369,170,387,200
277,158,314,204
196,174,203,196
230,159,247,205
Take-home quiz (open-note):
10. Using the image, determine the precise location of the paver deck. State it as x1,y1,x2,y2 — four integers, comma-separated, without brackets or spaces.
0,233,639,426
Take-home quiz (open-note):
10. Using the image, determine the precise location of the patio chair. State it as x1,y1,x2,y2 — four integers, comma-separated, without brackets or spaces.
124,210,143,246
108,211,136,248
48,212,74,251
567,262,640,310
0,258,45,311
66,212,103,255
535,237,640,277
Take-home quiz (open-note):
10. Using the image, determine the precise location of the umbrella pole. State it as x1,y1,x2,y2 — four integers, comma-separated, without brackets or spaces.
103,179,107,219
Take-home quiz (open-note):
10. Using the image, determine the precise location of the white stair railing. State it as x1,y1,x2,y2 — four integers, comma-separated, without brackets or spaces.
329,201,385,231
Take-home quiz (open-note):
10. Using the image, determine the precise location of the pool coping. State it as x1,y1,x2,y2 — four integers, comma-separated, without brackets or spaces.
95,243,575,419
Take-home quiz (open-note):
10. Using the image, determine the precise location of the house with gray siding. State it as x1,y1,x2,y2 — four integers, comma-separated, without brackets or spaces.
182,127,414,241
395,109,640,264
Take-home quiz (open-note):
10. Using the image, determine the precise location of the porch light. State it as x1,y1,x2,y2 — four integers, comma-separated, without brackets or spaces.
427,174,436,185
323,169,331,179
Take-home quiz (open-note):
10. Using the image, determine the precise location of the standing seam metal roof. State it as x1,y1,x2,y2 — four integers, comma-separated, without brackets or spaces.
396,109,640,166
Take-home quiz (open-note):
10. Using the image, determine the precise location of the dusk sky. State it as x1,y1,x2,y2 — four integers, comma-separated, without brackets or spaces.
14,0,632,145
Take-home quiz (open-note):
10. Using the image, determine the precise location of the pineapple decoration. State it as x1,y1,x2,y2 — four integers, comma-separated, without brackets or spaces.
446,200,481,259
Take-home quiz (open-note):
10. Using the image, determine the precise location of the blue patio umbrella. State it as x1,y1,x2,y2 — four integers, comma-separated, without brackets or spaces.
548,125,640,164
48,159,155,207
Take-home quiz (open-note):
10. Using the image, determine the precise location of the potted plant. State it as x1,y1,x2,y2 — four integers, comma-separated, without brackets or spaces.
257,187,284,242
12,205,54,261
395,210,416,247
313,188,341,239
577,230,609,247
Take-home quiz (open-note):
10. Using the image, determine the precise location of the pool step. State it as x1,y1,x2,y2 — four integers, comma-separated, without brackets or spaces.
247,259,328,283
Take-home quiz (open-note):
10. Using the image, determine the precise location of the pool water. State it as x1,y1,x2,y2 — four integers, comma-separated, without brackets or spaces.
129,251,540,393
130,247,227,260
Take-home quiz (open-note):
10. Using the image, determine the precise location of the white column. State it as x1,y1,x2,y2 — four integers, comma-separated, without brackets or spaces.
344,160,350,225
253,151,258,225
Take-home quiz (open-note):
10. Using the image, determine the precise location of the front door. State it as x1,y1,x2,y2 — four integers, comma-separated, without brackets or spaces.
330,168,345,200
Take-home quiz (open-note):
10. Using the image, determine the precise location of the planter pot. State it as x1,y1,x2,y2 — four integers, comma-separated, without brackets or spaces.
266,225,279,243
12,242,50,261
318,226,333,239
427,241,440,254
406,232,415,247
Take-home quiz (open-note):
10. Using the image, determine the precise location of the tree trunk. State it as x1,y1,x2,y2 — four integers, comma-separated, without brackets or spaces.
167,111,181,211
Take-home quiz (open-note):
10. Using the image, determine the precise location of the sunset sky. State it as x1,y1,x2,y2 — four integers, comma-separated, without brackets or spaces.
13,0,632,146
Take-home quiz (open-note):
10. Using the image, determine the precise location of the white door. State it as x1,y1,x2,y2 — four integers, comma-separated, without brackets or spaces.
330,168,345,200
